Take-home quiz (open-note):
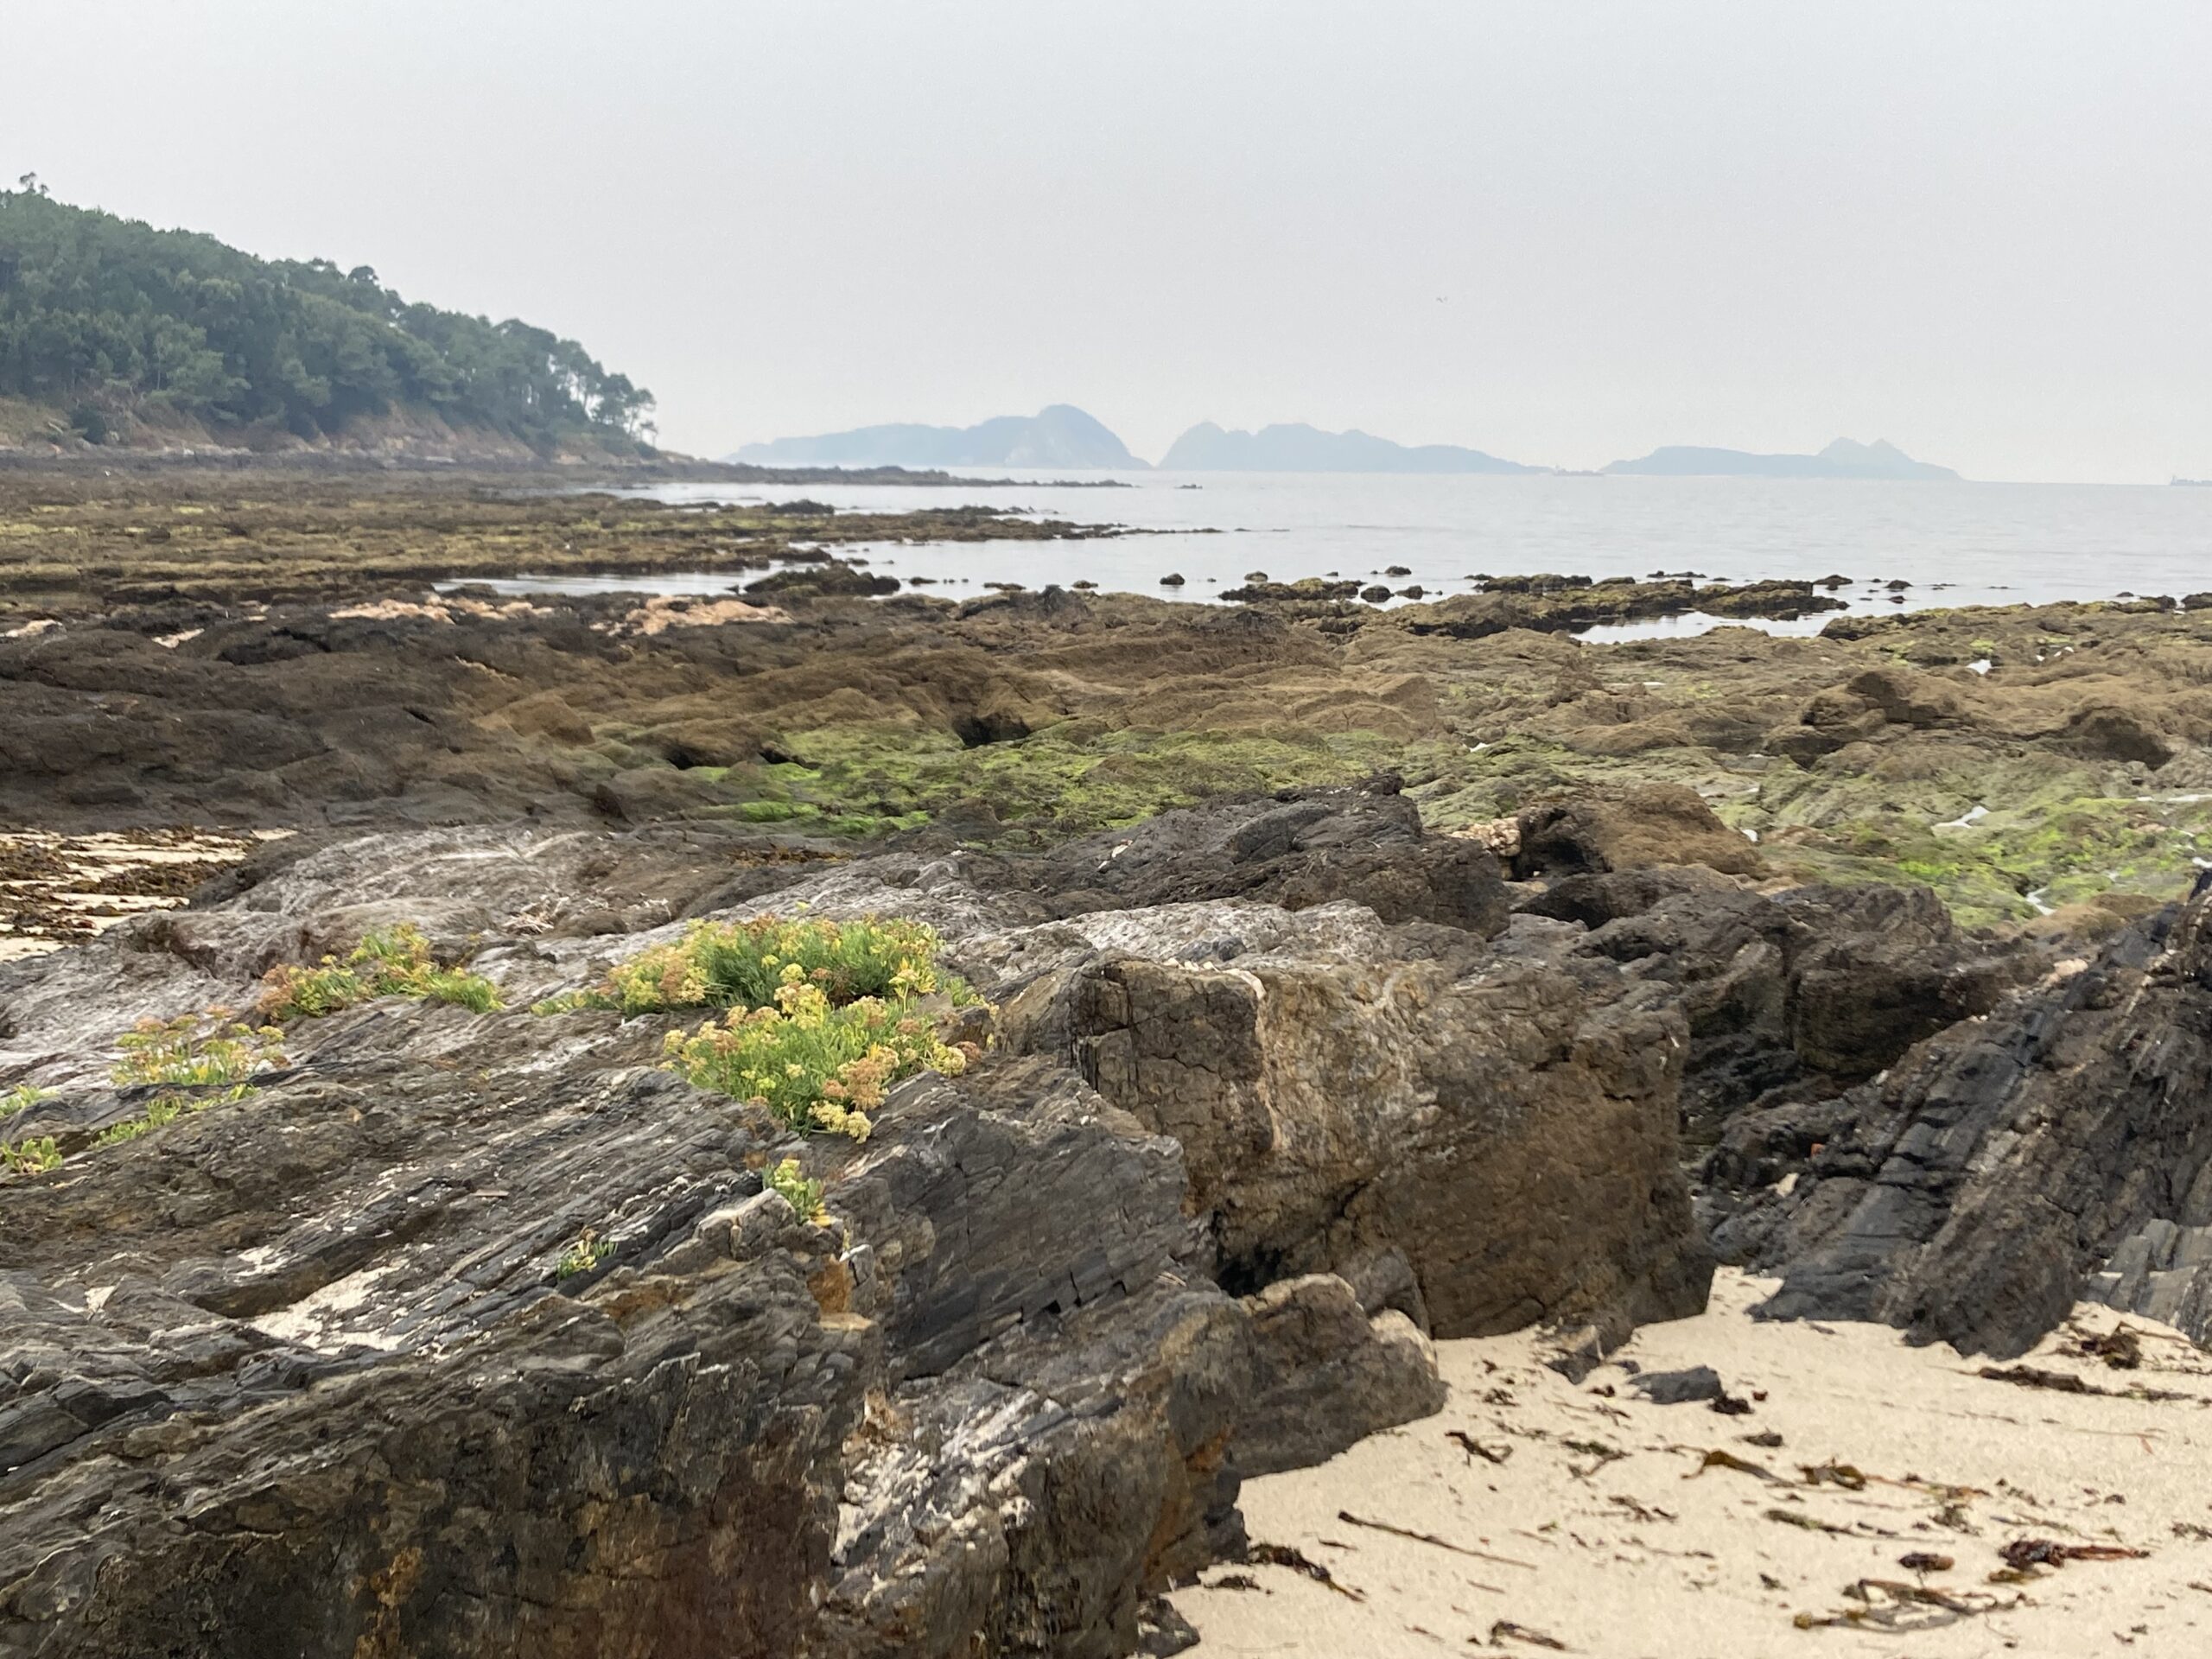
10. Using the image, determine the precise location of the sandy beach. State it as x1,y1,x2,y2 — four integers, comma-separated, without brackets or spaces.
1177,1269,2212,1657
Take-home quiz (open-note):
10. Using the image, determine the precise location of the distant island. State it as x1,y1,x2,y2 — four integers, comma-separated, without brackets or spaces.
1603,437,1961,480
728,404,1143,469
0,179,654,459
726,411,1969,481
1160,421,1535,474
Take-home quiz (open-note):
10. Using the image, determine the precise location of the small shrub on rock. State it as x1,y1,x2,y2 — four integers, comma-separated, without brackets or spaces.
764,1156,826,1223
1,1135,60,1175
95,1096,185,1147
661,971,969,1141
1,1084,48,1119
257,925,501,1022
114,1012,287,1103
102,1011,286,1147
556,1228,616,1279
570,914,969,1017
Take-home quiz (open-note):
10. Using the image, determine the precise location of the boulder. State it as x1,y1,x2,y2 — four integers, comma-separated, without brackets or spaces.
1027,905,1713,1345
2063,702,2176,767
1832,666,1966,729
1512,785,1764,880
1232,1274,1446,1477
1628,1364,1726,1405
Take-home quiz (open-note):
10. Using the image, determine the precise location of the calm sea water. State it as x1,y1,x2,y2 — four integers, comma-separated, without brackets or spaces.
480,471,2212,639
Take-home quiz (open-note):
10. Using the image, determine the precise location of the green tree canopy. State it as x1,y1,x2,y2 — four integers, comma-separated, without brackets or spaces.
0,182,653,450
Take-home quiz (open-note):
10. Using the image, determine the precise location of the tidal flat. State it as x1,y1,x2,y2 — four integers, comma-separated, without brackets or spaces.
2,467,2205,931
0,462,1118,617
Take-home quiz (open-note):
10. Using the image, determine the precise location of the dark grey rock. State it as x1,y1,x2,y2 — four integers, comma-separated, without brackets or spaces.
1629,1364,1726,1405
1001,782,1512,938
1234,1274,1446,1476
0,805,1745,1654
1751,877,2212,1357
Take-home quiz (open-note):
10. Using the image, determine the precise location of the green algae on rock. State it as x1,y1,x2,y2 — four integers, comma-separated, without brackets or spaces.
728,722,1446,841
9,466,2212,936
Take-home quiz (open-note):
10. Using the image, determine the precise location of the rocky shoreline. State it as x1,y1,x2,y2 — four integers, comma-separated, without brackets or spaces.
8,471,2212,1655
0,468,1128,620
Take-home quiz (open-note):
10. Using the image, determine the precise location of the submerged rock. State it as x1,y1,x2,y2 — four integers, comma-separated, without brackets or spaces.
746,559,902,599
1220,577,1361,603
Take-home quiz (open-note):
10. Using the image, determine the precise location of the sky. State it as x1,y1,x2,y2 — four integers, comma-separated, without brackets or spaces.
4,1,2210,481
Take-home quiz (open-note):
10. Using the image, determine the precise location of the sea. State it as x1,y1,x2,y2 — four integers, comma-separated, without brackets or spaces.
461,471,2212,642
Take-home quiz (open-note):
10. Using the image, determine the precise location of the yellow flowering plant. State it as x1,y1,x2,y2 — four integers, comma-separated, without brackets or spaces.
660,967,970,1141
95,1009,290,1149
257,925,501,1022
573,915,973,1017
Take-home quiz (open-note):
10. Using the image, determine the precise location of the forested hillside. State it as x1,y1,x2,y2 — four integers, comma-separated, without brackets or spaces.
0,178,653,453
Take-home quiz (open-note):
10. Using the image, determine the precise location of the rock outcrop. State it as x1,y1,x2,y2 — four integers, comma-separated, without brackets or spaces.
1004,780,1512,936
0,793,1716,1656
1743,874,2212,1357
1518,866,2041,1152
1510,785,1765,880
997,904,1713,1345
22,467,2212,1652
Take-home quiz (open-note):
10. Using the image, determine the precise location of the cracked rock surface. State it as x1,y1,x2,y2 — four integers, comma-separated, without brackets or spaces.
1,789,1693,1657
5,776,2142,1650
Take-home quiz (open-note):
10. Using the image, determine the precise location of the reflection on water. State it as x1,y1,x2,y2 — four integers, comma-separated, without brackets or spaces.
437,571,755,599
1568,611,1847,645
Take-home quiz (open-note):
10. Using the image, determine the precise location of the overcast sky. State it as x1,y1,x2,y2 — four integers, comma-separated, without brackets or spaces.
6,2,2209,480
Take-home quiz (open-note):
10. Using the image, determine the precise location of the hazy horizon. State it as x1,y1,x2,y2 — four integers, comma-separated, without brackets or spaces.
730,410,1963,474
7,2,2210,483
